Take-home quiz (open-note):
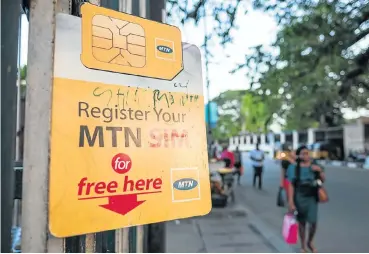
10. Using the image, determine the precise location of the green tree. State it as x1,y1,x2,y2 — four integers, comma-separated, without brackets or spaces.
211,90,246,139
169,0,369,130
241,93,270,132
212,114,241,141
20,65,27,97
20,65,27,81
232,0,369,129
210,90,272,139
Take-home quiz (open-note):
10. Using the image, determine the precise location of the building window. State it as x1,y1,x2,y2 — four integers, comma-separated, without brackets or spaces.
286,134,293,143
275,134,281,142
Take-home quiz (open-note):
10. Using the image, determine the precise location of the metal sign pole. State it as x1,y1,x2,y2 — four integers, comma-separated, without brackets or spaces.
21,0,57,251
21,0,71,252
1,0,20,252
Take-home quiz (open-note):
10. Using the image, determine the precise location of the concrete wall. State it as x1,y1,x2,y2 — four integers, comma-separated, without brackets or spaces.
343,123,365,158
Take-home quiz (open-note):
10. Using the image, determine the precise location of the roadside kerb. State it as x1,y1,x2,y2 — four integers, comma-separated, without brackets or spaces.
273,159,367,169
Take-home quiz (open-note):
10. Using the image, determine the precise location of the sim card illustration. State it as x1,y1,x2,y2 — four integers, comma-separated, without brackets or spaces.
91,15,146,68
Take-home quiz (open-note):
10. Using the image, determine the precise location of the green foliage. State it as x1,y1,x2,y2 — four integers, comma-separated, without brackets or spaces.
20,65,27,81
211,90,271,139
170,0,369,130
20,65,27,97
241,93,269,132
233,0,369,129
212,114,241,140
211,90,246,139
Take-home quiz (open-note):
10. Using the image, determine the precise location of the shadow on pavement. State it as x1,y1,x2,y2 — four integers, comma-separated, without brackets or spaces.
166,201,295,253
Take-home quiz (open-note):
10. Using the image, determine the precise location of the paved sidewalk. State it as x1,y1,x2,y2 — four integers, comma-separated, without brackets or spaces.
166,162,294,253
166,205,282,253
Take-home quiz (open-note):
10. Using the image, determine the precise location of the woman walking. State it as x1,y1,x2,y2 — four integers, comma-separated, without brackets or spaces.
287,145,325,253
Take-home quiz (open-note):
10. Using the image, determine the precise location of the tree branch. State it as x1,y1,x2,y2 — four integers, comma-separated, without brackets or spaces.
187,0,206,21
353,28,369,45
339,47,369,96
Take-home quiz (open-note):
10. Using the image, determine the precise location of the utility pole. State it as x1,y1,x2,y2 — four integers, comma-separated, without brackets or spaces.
21,0,71,252
1,0,21,252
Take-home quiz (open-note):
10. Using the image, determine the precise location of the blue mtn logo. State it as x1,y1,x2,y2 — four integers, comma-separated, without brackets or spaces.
157,45,173,54
173,178,198,191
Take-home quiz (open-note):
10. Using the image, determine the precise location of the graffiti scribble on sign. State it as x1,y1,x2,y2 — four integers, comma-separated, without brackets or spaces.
93,87,112,106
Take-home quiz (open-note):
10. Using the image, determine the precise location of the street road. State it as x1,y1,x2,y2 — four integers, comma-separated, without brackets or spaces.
238,154,369,253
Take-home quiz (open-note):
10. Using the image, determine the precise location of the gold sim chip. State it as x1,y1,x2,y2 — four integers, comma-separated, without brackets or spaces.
91,15,146,68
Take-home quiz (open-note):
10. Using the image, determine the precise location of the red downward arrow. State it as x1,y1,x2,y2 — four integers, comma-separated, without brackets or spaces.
99,194,145,215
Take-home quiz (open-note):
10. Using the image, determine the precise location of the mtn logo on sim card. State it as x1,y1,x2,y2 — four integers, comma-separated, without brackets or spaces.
171,168,200,202
155,38,175,61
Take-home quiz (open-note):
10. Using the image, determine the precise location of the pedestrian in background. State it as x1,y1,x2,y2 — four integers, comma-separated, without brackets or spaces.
234,146,243,185
220,145,235,169
214,140,222,159
287,145,325,253
250,143,265,190
280,149,296,199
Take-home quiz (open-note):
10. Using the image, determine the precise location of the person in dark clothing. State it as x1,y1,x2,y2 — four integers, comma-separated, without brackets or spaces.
280,150,296,198
234,146,243,185
250,143,265,189
223,157,232,168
